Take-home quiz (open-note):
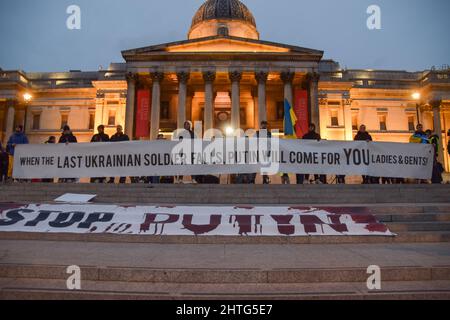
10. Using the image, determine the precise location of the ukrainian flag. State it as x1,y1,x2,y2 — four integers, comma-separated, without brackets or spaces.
283,99,298,139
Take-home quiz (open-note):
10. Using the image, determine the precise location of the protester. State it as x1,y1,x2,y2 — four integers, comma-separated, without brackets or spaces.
91,125,110,143
149,134,165,184
447,129,450,156
6,125,29,180
409,124,428,144
0,142,9,183
58,125,77,182
109,125,130,184
42,136,56,183
281,173,290,185
298,124,326,184
426,129,440,159
45,136,56,144
183,121,195,139
256,121,272,184
58,125,77,144
431,160,444,184
354,125,375,184
409,124,430,184
176,121,195,183
90,125,110,183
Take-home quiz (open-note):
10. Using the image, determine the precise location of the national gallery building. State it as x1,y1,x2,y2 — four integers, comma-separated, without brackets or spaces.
1,0,449,170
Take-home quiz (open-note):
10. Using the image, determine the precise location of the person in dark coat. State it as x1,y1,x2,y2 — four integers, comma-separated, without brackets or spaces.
175,121,195,184
110,125,129,142
0,142,9,183
91,125,110,143
447,129,450,156
109,125,129,184
255,121,272,185
354,125,376,184
297,124,326,184
58,126,77,182
58,125,78,144
6,125,29,181
354,125,373,142
91,125,110,183
42,136,56,183
431,160,444,184
6,125,29,156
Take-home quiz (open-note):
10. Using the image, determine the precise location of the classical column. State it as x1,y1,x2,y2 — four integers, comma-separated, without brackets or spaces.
176,71,190,129
203,71,216,132
431,99,444,163
4,99,16,144
255,71,268,127
150,72,165,140
281,71,295,109
343,92,353,141
307,72,320,132
124,73,137,139
229,70,242,130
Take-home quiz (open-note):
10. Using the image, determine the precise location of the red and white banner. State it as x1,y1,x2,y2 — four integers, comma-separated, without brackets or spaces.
135,89,150,138
294,89,309,138
0,204,394,237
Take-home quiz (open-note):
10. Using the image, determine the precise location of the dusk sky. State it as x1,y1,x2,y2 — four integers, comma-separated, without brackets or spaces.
0,0,449,72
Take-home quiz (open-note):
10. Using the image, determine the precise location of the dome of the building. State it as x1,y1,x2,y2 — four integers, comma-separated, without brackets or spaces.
188,0,259,40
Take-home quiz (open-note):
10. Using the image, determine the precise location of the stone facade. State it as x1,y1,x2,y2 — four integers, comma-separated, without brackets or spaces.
0,0,449,171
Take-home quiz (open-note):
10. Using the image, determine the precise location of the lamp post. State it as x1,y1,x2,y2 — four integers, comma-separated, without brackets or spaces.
23,92,33,133
412,92,421,126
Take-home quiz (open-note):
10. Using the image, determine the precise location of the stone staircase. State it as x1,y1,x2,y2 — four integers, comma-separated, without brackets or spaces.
1,183,450,299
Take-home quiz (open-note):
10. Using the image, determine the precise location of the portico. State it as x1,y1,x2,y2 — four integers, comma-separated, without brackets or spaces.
122,39,323,139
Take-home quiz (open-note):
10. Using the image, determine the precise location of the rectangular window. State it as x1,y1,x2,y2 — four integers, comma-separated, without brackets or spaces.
407,115,415,131
352,114,358,131
330,110,339,127
108,110,116,126
379,114,387,131
89,112,95,130
61,113,69,129
161,101,170,120
32,113,41,130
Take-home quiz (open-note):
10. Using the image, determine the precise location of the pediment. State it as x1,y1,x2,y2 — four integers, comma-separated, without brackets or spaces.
122,35,323,59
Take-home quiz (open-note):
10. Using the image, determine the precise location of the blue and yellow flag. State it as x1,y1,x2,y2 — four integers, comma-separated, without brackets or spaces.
283,99,298,139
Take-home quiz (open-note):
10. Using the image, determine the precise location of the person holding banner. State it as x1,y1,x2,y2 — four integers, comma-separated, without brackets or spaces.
409,124,428,144
0,142,9,183
90,125,110,183
42,136,56,183
256,121,272,185
300,124,326,184
109,125,130,184
447,129,450,156
354,125,375,184
6,125,29,181
59,125,77,144
58,125,78,183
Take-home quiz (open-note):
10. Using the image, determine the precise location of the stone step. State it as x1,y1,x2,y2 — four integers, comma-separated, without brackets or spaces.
2,278,450,300
377,213,450,222
387,222,450,232
1,231,450,244
1,264,449,284
2,196,450,206
1,184,449,205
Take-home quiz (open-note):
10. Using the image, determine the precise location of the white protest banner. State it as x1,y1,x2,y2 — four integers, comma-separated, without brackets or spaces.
0,204,395,237
13,139,434,179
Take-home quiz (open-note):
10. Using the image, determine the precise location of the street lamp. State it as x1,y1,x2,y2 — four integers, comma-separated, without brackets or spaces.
225,126,234,137
23,92,33,133
412,92,421,126
23,93,33,102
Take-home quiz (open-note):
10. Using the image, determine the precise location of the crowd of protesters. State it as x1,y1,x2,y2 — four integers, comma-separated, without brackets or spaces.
1,121,449,185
